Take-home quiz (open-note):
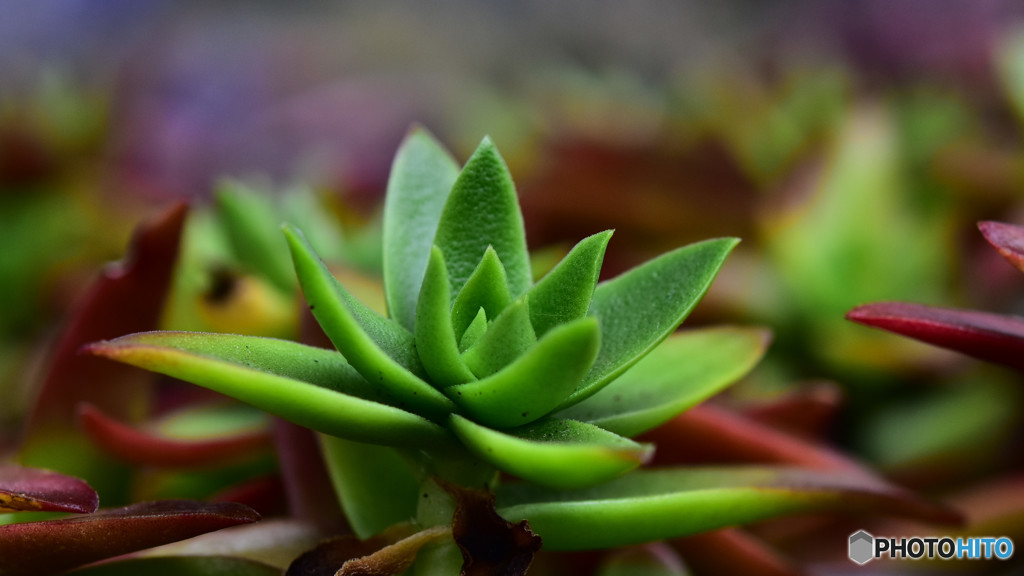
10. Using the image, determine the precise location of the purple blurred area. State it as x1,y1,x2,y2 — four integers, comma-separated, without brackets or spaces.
3,1,1021,203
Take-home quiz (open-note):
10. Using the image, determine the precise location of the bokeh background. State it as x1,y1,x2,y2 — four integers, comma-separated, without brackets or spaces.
4,1,1024,572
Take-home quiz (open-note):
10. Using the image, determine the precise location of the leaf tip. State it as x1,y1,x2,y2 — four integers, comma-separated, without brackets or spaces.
845,302,894,326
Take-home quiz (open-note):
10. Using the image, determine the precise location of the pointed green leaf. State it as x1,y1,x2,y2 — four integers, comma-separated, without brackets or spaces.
450,246,511,339
527,231,612,337
461,298,537,379
284,224,456,420
449,416,651,489
415,247,476,387
459,308,488,353
383,127,461,331
450,318,599,428
320,435,420,540
215,180,295,293
560,238,739,409
557,327,770,436
497,466,959,550
434,138,531,299
86,332,452,450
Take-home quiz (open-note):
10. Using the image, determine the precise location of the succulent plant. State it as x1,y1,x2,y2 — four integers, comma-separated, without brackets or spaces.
89,129,739,481
81,129,955,573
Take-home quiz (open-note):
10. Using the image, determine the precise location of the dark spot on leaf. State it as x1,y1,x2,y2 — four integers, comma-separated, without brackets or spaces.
440,480,542,576
309,304,316,310
521,412,527,418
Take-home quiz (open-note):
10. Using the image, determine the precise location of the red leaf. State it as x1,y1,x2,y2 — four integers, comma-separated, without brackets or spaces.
0,465,98,514
673,529,802,576
979,220,1024,273
0,500,259,576
78,403,271,468
273,419,347,533
640,404,862,473
846,302,1024,372
741,382,842,440
25,203,188,434
641,405,962,526
209,475,288,520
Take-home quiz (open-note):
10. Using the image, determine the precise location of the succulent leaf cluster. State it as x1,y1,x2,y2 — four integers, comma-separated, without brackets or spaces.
91,129,738,492
2,129,964,576
79,129,958,567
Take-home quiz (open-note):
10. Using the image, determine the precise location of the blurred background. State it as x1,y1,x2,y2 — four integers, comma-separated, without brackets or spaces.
4,1,1024,571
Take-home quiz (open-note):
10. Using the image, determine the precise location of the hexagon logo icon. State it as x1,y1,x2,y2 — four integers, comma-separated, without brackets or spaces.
849,530,874,565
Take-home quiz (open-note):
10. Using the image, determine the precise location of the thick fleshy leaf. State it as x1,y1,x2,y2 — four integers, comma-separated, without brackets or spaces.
284,225,455,419
67,556,281,576
557,327,770,436
0,500,260,576
86,332,452,450
215,180,295,293
450,246,511,339
979,220,1024,273
449,318,599,429
415,246,476,387
383,127,461,331
527,231,612,337
461,298,537,379
321,435,420,540
496,466,959,550
0,465,98,514
434,137,531,299
449,416,652,489
562,238,739,408
78,403,271,468
459,308,488,352
846,301,1024,372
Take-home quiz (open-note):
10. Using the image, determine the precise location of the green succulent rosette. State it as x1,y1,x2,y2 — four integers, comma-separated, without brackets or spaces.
90,129,798,547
